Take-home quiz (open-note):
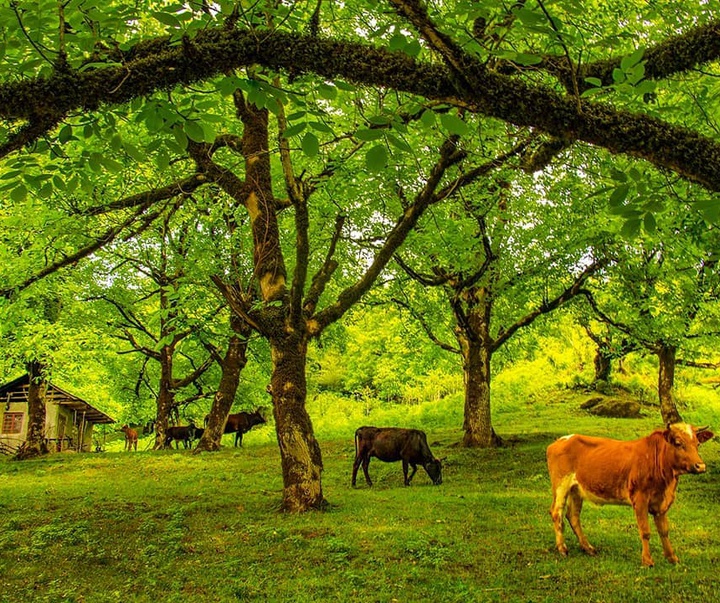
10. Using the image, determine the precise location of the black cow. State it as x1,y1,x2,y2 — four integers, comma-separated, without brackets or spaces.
352,426,443,487
164,422,199,449
204,410,266,447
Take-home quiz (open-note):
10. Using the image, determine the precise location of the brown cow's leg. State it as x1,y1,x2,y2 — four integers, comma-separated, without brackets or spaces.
566,491,596,556
550,478,571,556
653,513,678,564
633,501,654,567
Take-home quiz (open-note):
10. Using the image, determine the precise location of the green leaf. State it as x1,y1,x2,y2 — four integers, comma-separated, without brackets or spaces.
420,109,436,128
514,7,544,25
301,132,320,157
282,122,307,138
643,212,657,233
386,133,412,153
620,218,642,238
184,120,205,143
389,33,406,51
584,77,603,88
355,128,384,142
514,53,543,66
621,48,645,71
58,125,74,143
152,11,182,28
309,121,334,134
609,183,629,206
10,184,27,202
365,144,387,173
317,84,337,100
440,113,470,136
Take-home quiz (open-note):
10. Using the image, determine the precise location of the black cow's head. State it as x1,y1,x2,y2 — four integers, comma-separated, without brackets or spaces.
425,458,443,485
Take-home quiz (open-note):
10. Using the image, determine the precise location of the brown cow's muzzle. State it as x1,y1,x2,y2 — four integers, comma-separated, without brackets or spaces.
691,462,707,474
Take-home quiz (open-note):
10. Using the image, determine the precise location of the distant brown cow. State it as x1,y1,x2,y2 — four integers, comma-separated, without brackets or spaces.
547,423,714,566
352,426,443,487
120,425,138,452
204,410,266,447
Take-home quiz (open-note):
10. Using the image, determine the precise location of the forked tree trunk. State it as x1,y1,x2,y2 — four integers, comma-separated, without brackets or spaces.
196,332,248,452
153,348,176,450
658,343,682,424
15,361,49,460
270,333,326,512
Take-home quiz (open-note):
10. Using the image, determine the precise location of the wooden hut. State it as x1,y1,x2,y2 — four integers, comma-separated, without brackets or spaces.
0,374,115,453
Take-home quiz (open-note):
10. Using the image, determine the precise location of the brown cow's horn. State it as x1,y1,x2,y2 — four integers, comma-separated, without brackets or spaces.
696,425,710,432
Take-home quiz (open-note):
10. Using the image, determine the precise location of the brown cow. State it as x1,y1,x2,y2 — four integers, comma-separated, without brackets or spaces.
547,423,713,566
204,410,266,447
120,425,138,452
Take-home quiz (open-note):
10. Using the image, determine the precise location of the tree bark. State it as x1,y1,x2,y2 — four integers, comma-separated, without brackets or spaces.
457,299,502,448
270,332,326,512
593,348,612,384
657,343,683,424
15,361,49,460
195,328,249,452
153,347,176,449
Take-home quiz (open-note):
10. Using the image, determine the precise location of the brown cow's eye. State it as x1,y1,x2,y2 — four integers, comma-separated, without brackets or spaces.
673,439,684,448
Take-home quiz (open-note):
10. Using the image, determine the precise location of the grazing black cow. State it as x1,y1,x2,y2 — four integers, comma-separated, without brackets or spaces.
164,422,198,449
352,426,443,487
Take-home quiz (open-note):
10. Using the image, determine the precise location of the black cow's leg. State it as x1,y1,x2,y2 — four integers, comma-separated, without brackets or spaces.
351,455,363,486
235,431,244,447
407,463,418,485
362,457,373,486
402,460,410,485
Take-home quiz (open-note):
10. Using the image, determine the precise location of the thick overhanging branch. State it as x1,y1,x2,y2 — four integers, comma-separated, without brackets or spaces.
0,24,718,189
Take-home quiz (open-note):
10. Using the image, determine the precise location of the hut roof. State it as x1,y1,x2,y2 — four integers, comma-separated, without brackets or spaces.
0,374,115,424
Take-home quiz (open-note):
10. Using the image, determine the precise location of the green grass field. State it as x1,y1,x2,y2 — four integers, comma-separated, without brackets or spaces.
1,395,719,603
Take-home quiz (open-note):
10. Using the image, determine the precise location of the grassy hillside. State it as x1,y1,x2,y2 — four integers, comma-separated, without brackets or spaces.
1,392,719,603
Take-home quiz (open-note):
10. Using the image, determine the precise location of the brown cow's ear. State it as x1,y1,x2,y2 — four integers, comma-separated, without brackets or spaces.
697,429,715,444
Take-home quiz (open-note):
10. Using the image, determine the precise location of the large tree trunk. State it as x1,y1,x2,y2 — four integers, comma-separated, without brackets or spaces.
153,348,176,449
458,299,501,448
195,330,249,452
15,361,49,460
658,343,683,424
270,333,326,512
593,348,612,384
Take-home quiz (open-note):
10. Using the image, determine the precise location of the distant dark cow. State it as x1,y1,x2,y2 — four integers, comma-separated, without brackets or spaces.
352,426,443,487
205,410,266,447
120,425,138,452
164,423,199,449
547,423,714,567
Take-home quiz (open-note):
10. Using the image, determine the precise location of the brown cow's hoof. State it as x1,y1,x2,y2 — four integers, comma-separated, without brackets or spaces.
666,554,679,564
557,544,569,557
641,558,655,568
582,545,597,556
